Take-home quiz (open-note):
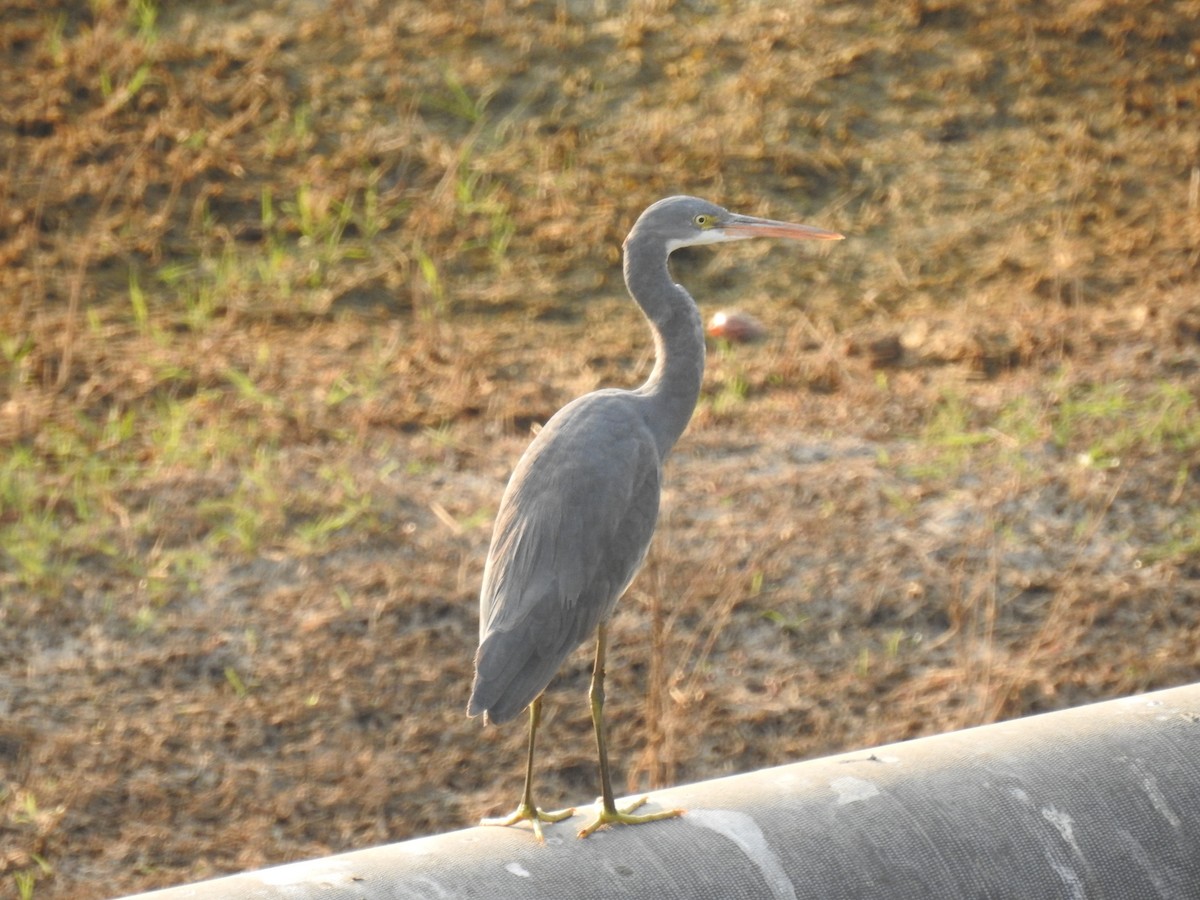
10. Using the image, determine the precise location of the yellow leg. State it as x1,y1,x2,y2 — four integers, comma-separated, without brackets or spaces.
577,623,684,838
481,696,574,842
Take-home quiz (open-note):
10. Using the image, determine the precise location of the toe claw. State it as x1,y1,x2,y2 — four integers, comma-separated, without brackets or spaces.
577,797,684,838
481,803,576,842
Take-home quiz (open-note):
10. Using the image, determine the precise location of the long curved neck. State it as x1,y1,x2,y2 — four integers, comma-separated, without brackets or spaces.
624,232,706,461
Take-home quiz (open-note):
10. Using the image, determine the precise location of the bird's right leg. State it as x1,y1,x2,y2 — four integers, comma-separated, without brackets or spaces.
577,623,684,838
480,695,574,842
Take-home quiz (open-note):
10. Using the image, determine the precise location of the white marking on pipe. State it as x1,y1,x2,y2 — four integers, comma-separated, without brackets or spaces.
401,877,453,897
688,809,797,900
830,776,880,805
257,857,355,886
1041,806,1082,856
1048,859,1086,900
1128,758,1182,829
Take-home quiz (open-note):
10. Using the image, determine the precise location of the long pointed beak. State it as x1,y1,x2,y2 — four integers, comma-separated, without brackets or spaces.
722,213,843,242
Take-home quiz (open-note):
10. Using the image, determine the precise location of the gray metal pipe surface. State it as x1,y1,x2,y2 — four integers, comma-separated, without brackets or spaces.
119,682,1200,900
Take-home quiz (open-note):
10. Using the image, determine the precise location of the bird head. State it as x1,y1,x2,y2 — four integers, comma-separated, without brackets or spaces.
628,195,843,254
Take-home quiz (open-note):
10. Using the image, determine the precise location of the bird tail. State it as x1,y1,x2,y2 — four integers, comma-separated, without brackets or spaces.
467,633,562,725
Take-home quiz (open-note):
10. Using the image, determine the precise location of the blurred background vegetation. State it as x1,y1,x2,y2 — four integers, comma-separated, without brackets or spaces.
2,0,1198,896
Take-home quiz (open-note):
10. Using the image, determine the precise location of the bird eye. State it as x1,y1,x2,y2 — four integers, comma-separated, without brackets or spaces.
693,214,712,228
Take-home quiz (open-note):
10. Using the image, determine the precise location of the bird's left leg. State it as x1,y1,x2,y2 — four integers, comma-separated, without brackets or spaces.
480,695,574,842
577,623,684,838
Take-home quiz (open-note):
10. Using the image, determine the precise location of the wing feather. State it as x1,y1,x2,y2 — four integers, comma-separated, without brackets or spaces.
468,394,662,723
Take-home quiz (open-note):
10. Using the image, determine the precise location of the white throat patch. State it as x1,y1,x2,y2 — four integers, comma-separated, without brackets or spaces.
665,228,746,253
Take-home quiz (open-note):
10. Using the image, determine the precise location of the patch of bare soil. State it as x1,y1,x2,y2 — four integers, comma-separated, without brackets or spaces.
2,0,1198,896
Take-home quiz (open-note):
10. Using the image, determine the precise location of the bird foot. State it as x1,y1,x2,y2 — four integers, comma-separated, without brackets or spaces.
481,801,575,843
576,795,684,838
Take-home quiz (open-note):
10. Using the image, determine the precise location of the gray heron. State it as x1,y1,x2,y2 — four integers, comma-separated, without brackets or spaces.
468,195,843,839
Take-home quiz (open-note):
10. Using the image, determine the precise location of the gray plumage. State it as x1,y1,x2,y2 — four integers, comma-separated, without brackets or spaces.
468,196,841,727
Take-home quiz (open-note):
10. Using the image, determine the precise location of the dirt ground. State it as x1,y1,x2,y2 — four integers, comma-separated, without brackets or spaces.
2,0,1199,896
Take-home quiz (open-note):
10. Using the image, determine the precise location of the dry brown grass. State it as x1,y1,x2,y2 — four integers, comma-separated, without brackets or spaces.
2,0,1199,896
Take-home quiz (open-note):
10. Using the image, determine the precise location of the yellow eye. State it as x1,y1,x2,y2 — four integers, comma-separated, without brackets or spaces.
693,214,713,228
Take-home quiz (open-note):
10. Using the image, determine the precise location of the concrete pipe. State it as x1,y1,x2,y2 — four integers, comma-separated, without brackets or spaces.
119,682,1200,899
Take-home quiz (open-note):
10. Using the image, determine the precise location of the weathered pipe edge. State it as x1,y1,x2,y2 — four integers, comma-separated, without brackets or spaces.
119,682,1200,900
